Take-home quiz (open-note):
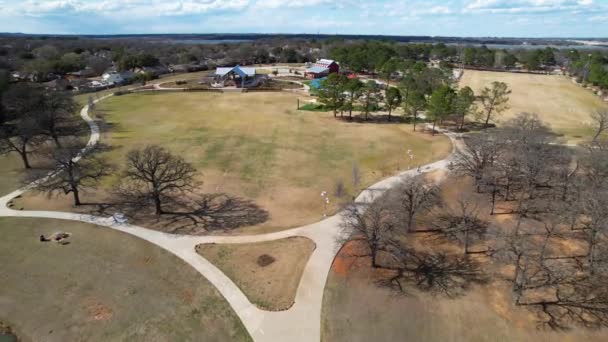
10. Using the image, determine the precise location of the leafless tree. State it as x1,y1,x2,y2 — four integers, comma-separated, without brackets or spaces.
0,117,45,169
581,187,608,276
394,176,441,232
35,144,114,206
435,195,489,255
452,132,502,191
590,109,608,143
341,198,396,267
35,90,79,147
117,145,199,216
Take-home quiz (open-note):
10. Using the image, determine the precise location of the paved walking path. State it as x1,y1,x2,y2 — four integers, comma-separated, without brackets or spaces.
0,91,461,342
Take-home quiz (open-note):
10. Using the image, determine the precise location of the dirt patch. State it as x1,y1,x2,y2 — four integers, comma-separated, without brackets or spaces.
331,239,370,277
196,236,316,310
257,254,276,267
83,299,113,321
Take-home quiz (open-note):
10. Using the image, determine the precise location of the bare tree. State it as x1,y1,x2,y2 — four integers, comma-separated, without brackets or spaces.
590,109,608,143
478,81,511,126
35,90,79,147
35,144,113,206
435,195,489,254
395,176,441,232
581,187,608,275
342,198,396,267
117,145,199,216
0,117,45,169
452,132,502,191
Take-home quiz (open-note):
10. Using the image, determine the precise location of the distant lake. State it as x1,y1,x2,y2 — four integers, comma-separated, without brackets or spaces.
447,43,608,50
162,39,253,45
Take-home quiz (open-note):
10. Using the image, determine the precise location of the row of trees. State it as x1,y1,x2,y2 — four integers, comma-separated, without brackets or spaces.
317,63,512,133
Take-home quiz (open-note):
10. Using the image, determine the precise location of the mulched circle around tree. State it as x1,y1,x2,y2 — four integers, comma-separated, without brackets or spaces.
257,254,276,267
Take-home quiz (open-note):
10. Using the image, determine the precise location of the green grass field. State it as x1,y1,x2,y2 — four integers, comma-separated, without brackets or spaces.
24,91,450,233
0,217,250,342
460,70,608,143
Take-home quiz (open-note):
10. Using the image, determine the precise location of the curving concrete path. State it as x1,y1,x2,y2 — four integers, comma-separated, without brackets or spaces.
0,90,461,342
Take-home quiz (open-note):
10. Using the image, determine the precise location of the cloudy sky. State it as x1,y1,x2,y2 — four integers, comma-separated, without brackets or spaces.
0,0,607,37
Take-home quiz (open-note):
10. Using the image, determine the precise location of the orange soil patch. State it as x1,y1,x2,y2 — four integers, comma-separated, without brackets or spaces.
331,239,371,277
331,238,397,281
84,298,112,321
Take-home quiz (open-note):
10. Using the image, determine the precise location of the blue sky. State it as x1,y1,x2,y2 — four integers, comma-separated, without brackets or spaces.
1,0,607,37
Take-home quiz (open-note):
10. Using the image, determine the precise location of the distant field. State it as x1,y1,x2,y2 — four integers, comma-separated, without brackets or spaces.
460,70,608,143
0,217,250,342
19,91,451,234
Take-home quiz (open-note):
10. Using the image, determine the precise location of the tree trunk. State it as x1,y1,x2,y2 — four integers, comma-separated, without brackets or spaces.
484,110,492,126
388,107,392,122
52,133,61,147
19,151,31,169
432,120,437,136
589,231,596,275
490,184,497,215
154,195,162,216
460,114,466,130
72,186,81,206
464,228,470,255
413,112,417,131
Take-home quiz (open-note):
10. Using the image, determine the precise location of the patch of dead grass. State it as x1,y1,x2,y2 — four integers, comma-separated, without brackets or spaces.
196,237,316,310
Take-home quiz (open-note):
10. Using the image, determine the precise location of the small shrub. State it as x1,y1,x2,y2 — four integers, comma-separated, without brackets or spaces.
113,90,130,96
334,179,347,198
176,80,187,85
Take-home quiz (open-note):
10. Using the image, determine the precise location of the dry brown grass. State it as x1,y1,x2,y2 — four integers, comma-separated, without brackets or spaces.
16,91,451,234
196,237,316,310
0,217,251,341
460,70,608,144
322,175,608,341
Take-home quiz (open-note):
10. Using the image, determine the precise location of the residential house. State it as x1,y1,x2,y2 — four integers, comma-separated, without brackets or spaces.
102,71,134,85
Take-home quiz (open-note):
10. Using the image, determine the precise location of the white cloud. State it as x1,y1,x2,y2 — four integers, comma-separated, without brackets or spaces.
3,0,251,17
255,0,334,9
465,0,596,13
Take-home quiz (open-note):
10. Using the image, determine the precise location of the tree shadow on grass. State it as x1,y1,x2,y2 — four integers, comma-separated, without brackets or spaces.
113,193,269,235
377,245,489,298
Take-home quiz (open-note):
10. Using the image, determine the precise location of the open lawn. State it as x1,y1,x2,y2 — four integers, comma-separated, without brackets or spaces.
460,70,608,143
18,91,450,234
196,237,316,310
0,217,250,342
